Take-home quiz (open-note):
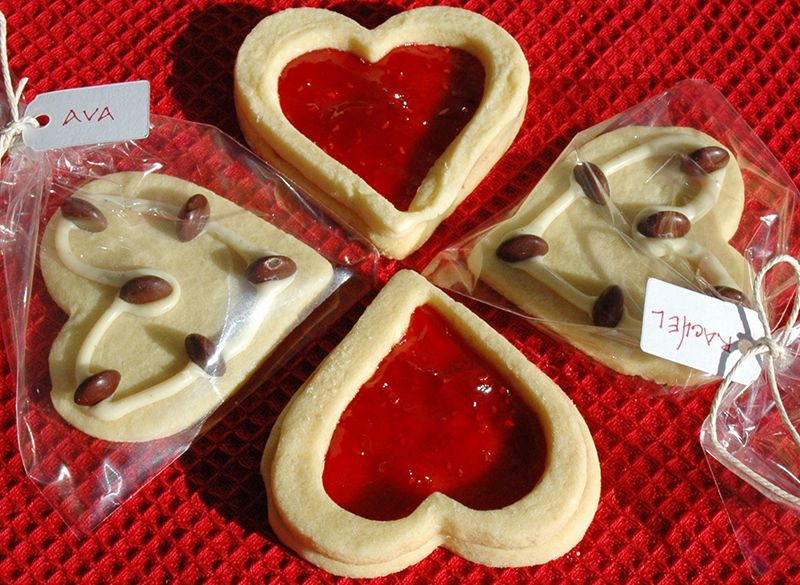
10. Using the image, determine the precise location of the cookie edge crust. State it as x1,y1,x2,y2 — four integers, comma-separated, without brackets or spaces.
234,6,529,258
468,125,748,386
262,400,600,577
40,171,335,442
263,269,600,577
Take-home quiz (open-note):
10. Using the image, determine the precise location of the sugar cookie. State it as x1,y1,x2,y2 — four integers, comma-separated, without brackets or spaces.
468,126,748,385
235,6,529,258
263,270,599,577
40,172,334,442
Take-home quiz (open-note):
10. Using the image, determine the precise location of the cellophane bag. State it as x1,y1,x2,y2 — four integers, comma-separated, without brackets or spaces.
425,79,798,388
424,78,800,573
0,111,377,533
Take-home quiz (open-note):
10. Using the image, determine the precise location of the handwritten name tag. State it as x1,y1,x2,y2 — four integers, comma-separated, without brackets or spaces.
22,81,150,150
640,278,764,385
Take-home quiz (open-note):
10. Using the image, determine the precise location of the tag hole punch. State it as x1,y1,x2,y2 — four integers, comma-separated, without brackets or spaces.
35,114,50,127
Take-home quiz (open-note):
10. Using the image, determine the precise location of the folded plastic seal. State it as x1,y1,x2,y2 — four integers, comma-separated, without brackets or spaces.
0,93,377,531
701,255,800,509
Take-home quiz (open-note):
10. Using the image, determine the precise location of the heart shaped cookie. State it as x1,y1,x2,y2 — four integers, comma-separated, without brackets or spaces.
235,7,529,258
468,126,749,385
40,172,333,442
263,270,600,577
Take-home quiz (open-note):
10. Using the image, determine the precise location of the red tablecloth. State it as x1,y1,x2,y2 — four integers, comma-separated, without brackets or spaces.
2,0,800,583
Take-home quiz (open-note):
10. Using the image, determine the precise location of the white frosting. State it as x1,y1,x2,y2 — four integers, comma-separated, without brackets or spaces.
505,134,738,322
56,195,294,421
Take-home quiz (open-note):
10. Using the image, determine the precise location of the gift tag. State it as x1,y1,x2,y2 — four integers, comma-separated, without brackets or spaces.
21,81,150,150
640,278,765,384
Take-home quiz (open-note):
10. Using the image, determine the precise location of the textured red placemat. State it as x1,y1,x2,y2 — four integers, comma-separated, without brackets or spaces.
2,0,800,583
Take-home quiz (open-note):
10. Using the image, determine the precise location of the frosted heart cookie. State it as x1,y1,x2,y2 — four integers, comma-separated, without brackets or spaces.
263,270,600,577
39,172,334,442
234,6,529,259
468,126,749,386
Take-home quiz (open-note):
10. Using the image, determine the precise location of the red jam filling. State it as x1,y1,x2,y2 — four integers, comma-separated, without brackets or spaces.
279,45,485,211
323,305,547,521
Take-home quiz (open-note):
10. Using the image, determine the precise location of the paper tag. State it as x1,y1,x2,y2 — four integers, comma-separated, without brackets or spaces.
21,81,150,150
640,278,765,384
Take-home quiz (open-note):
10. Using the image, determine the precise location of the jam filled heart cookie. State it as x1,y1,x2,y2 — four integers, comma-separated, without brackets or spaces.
40,172,334,442
234,7,529,259
468,126,749,385
263,270,600,577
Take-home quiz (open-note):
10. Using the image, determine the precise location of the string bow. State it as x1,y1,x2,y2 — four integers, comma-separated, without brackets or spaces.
0,11,38,166
706,254,800,507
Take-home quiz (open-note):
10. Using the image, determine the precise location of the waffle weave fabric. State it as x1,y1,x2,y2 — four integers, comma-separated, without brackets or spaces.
1,0,800,583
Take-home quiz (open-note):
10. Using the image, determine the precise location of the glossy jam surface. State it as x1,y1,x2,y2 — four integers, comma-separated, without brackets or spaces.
323,305,547,521
279,45,485,211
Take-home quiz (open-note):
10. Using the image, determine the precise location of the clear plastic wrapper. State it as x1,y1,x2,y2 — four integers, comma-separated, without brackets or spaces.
425,79,798,387
0,112,377,533
424,79,800,574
